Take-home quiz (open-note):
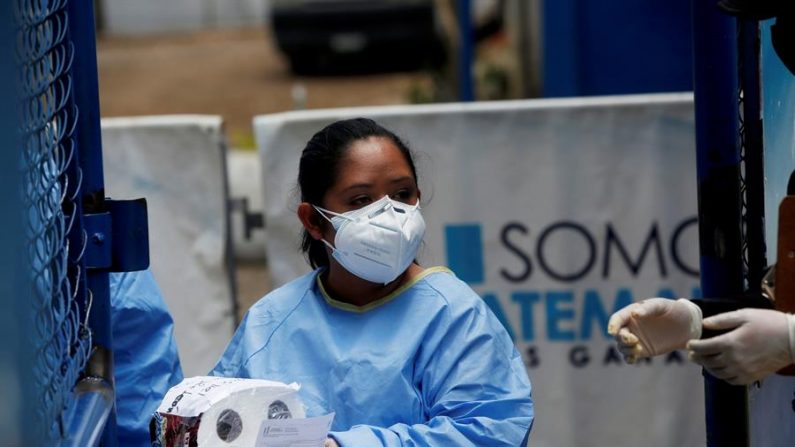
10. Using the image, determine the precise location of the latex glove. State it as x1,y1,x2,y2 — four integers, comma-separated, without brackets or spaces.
607,298,702,363
687,309,795,385
324,438,339,447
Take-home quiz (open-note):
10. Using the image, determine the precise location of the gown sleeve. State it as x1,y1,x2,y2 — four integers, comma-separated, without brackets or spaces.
111,270,184,446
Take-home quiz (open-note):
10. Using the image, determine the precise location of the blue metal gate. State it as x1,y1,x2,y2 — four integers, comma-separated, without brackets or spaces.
15,0,149,444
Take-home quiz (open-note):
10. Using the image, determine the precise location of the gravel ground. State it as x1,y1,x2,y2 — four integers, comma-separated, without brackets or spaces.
96,26,435,149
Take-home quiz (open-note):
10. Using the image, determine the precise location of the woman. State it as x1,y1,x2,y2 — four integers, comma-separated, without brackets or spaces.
211,118,534,446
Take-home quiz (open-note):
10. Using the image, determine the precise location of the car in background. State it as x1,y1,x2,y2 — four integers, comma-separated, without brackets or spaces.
270,0,447,75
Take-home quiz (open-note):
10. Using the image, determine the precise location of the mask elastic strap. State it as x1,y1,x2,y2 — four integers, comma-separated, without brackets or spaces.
316,196,394,220
319,238,336,252
311,206,339,252
313,205,352,223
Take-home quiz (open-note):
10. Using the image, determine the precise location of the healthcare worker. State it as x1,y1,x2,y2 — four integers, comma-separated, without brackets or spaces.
211,118,534,447
111,269,183,445
607,297,795,385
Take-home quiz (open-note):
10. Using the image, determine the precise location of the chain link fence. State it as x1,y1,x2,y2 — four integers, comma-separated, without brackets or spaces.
16,0,93,442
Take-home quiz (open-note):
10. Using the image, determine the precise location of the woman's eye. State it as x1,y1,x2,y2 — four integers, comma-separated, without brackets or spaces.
392,190,412,202
350,196,371,207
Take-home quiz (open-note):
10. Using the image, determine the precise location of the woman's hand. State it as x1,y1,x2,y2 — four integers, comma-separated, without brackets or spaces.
324,438,340,447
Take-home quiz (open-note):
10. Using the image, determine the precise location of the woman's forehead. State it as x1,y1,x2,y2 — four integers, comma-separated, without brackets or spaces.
337,136,414,179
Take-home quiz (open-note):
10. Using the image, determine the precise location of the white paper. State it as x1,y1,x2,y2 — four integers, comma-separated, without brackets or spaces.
255,413,335,447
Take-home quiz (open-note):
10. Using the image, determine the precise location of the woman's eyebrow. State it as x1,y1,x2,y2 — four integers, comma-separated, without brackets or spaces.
340,177,412,192
341,183,372,192
389,176,414,184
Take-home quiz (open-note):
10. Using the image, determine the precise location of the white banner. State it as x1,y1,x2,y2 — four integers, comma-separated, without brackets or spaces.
102,115,236,377
254,94,705,447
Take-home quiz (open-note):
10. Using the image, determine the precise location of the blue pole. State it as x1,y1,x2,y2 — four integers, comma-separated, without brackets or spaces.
457,0,475,101
1,1,33,444
692,0,742,308
541,0,580,97
65,0,117,445
691,2,748,446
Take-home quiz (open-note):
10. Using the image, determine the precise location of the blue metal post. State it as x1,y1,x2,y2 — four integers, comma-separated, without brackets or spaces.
691,2,748,446
541,0,694,97
0,1,33,444
457,0,475,101
541,0,580,97
65,0,117,445
692,0,742,316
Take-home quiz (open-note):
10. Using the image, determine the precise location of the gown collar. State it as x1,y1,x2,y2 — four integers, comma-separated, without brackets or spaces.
316,266,452,313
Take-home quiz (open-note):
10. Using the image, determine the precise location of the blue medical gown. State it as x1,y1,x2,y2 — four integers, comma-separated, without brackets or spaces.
111,270,183,446
211,267,534,446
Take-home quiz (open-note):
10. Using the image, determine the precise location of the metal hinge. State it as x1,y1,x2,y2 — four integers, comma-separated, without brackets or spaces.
83,198,149,272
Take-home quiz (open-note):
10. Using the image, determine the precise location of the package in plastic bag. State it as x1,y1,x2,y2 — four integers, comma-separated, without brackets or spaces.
150,376,305,446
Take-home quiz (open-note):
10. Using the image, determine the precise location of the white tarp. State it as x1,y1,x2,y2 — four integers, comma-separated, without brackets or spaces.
254,93,706,447
102,115,235,376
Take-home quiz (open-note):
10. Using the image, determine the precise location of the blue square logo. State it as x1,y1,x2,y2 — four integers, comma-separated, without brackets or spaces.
444,224,485,285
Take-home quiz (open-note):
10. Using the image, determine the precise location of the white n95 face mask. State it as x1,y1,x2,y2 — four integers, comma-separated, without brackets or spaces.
314,195,426,284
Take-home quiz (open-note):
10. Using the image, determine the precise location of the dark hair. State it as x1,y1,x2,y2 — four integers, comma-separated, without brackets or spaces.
299,117,418,268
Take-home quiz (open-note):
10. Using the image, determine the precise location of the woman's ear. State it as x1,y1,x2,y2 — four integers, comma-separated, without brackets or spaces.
297,203,325,240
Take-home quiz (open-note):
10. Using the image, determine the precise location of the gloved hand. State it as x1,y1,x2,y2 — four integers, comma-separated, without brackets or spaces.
687,309,795,385
324,438,340,447
607,298,702,363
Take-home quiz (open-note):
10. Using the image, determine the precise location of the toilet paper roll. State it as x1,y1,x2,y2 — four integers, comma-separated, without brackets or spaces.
196,387,305,446
152,376,305,447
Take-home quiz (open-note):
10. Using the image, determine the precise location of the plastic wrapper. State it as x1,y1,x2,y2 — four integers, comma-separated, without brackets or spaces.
150,376,305,446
